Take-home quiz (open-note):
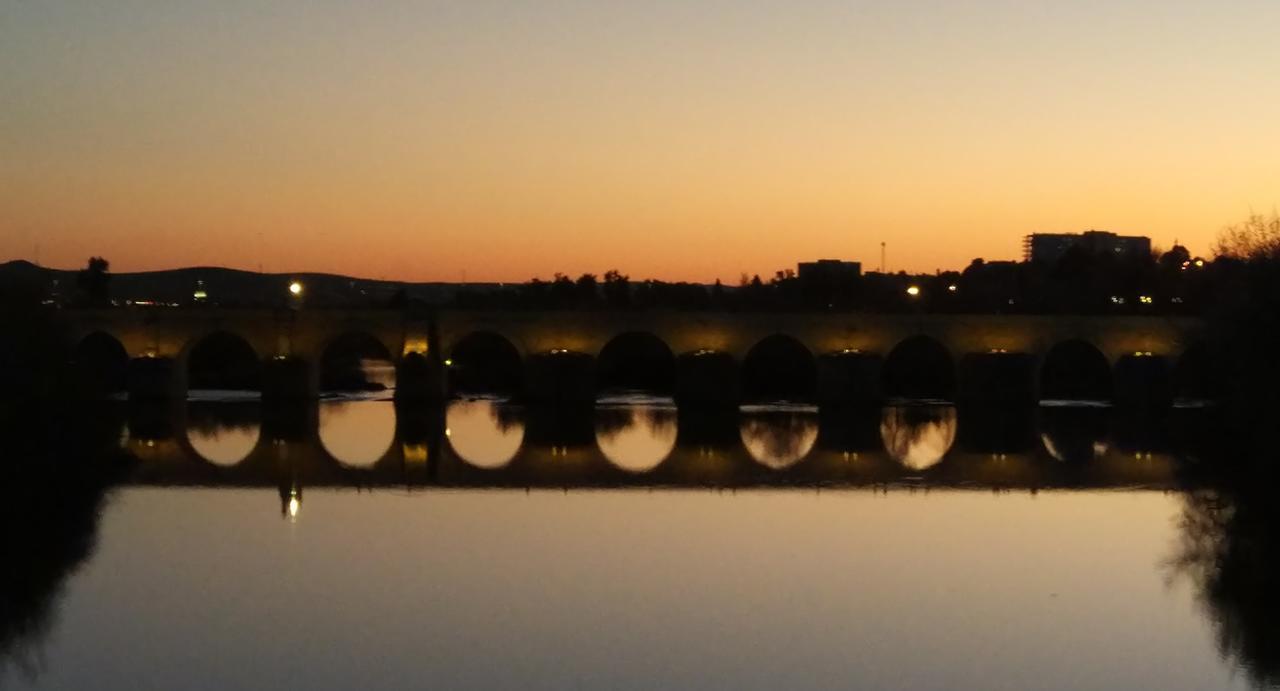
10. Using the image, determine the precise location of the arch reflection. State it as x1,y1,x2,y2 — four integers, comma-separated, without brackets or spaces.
880,405,957,470
187,424,259,467
446,399,525,469
1037,406,1110,462
185,402,262,466
595,404,678,473
739,408,818,470
319,400,395,468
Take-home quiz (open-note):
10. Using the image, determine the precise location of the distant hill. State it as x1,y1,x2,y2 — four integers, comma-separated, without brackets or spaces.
0,260,498,307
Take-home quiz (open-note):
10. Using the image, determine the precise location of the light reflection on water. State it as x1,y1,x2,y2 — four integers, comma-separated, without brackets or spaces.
0,402,1262,691
0,486,1252,691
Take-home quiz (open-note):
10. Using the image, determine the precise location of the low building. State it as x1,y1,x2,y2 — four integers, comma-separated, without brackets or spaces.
797,259,862,284
1023,230,1151,264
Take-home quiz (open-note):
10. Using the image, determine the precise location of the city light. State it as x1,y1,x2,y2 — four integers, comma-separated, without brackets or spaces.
947,284,957,292
444,358,453,366
906,285,921,297
289,281,303,296
1139,295,1153,304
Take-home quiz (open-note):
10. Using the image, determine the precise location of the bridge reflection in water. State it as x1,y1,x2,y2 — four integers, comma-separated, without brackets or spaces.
0,400,1269,691
116,398,1206,507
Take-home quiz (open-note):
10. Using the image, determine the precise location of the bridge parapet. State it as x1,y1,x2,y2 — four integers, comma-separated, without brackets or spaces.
435,310,1201,363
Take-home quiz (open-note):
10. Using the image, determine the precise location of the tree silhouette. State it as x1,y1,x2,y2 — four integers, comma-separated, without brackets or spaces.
74,257,110,307
602,270,630,308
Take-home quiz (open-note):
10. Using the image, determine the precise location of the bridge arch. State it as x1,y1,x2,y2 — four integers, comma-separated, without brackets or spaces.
596,331,676,395
70,331,129,394
448,331,524,396
320,331,396,393
742,334,817,402
882,335,955,402
185,331,262,393
1040,339,1111,402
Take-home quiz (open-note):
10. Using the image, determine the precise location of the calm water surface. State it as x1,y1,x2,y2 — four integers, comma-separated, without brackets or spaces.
0,397,1266,690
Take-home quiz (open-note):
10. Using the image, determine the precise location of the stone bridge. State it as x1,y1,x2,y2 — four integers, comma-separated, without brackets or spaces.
61,308,1207,406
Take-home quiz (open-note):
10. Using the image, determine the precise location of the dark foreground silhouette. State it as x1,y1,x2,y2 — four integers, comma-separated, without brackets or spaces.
0,407,131,679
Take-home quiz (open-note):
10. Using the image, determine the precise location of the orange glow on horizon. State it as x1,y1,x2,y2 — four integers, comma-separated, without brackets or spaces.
3,3,1278,282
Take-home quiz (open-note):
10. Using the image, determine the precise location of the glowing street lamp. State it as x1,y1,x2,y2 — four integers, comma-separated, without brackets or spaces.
906,285,921,297
288,280,304,297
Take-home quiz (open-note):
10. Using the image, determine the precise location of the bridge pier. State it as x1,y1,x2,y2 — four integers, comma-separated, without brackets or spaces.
126,397,180,441
394,353,446,404
816,352,882,407
958,352,1035,406
127,357,186,401
395,403,444,480
524,351,595,405
955,405,1035,453
262,399,319,444
262,356,318,401
1114,354,1172,409
674,351,740,408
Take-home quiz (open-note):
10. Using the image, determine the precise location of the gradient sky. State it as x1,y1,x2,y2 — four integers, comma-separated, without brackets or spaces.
3,1,1278,282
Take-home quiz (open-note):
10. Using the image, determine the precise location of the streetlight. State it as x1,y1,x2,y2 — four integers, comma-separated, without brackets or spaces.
289,280,303,297
906,285,921,297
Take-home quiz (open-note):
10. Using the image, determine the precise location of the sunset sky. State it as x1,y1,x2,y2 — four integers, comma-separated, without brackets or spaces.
3,1,1278,282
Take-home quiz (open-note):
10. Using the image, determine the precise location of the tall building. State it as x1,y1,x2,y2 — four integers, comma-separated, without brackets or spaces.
1023,230,1151,264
